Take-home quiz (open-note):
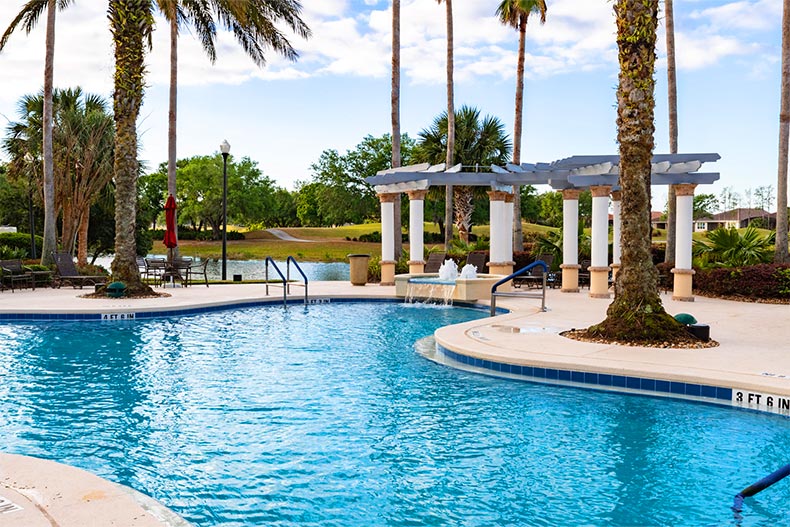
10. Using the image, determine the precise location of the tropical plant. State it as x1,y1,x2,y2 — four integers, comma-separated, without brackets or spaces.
664,0,679,264
777,0,790,262
693,227,775,268
496,0,547,249
2,0,76,266
436,0,455,250
414,106,511,243
586,0,688,343
156,0,310,251
108,0,155,294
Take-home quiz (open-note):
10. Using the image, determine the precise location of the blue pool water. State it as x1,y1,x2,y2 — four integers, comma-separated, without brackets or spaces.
1,302,789,526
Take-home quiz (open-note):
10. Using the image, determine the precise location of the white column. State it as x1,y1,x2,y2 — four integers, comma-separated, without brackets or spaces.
589,185,611,298
560,189,581,293
406,189,427,274
611,191,622,265
672,183,697,302
504,192,514,260
381,200,395,262
488,192,507,262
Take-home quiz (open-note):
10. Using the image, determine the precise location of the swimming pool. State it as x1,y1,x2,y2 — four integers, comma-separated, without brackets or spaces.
0,302,788,526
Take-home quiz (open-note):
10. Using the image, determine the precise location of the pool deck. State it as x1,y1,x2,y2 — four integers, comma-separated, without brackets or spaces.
0,281,788,526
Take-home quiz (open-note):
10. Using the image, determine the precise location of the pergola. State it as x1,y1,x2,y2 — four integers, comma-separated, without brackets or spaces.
365,153,720,301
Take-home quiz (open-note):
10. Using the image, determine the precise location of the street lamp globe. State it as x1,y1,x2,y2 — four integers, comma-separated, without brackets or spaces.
220,140,230,155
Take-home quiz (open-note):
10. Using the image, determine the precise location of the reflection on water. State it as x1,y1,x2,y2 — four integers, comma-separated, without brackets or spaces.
94,256,350,281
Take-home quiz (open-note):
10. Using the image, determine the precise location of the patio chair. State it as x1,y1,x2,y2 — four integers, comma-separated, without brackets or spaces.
465,251,488,274
0,259,33,292
186,258,210,287
514,254,553,289
578,259,592,289
424,252,446,273
51,252,107,289
143,258,167,286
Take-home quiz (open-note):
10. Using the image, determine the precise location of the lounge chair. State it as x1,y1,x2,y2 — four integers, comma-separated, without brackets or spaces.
514,254,553,289
186,258,210,287
424,252,447,273
52,252,107,289
578,259,592,289
0,259,33,292
465,251,488,274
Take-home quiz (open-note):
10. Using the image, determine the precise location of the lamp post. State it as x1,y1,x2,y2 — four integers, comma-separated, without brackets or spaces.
220,139,230,281
23,153,37,259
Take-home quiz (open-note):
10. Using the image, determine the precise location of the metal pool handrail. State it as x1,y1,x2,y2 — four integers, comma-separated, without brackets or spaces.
489,260,549,316
286,256,309,305
264,257,287,306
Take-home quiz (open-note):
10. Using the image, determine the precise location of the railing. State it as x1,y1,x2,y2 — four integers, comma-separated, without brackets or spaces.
489,260,549,316
286,256,309,304
264,257,288,306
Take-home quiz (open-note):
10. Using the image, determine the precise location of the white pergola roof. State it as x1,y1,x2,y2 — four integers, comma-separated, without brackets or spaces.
366,153,720,193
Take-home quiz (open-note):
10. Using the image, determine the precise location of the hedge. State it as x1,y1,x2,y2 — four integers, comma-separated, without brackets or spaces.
694,264,790,300
149,229,245,241
0,232,43,259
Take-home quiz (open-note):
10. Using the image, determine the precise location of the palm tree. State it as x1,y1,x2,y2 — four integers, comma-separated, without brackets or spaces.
1,0,76,266
664,0,679,264
776,0,790,263
108,0,155,293
496,0,546,251
437,0,455,250
693,227,774,268
391,0,403,258
157,0,310,254
585,0,688,343
414,106,511,242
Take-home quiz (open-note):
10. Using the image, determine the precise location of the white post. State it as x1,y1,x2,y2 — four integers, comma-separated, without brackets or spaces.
611,190,622,279
505,192,514,260
407,189,427,274
487,190,514,275
378,193,397,285
589,185,611,298
672,183,697,301
560,189,581,292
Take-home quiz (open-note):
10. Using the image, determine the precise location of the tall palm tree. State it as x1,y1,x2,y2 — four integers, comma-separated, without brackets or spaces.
586,0,688,343
414,106,512,242
776,0,790,263
391,0,403,258
664,0,678,264
108,0,155,293
437,0,455,250
157,0,310,254
496,0,546,251
1,0,76,266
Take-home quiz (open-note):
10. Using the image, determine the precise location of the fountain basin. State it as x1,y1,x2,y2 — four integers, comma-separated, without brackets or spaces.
395,273,504,302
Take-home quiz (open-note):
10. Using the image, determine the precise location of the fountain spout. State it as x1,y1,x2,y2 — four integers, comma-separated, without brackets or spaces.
437,259,458,282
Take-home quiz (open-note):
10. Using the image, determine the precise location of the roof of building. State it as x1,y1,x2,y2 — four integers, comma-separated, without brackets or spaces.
697,208,774,222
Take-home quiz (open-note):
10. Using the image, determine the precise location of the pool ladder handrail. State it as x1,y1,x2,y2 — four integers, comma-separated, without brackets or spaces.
489,260,548,316
285,256,308,304
264,257,309,305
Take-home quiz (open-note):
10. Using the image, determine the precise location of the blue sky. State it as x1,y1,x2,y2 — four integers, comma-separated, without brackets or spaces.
0,0,785,211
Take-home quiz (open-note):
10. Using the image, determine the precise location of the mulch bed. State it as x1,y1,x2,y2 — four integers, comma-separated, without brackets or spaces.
79,291,171,299
561,329,719,349
695,292,789,305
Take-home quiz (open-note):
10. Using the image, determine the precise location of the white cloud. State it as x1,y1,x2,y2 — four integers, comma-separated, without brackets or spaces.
689,0,781,31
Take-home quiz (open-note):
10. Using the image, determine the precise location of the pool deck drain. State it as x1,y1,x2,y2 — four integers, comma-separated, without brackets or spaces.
0,281,788,525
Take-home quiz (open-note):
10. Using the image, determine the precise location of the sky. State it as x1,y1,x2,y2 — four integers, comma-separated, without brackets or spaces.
0,0,785,211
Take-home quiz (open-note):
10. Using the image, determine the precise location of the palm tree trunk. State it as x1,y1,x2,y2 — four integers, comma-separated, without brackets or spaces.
391,0,402,258
77,210,89,266
664,0,678,263
41,0,58,266
587,0,686,343
444,0,455,250
777,0,790,263
168,9,180,258
109,0,152,293
512,16,527,250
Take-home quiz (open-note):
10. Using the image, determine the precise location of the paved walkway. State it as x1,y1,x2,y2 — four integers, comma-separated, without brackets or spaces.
1,281,788,525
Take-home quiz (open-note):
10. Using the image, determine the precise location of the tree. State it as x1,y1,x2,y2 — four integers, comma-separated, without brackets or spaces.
777,0,790,262
436,0,455,250
693,226,774,268
108,0,155,294
692,193,718,220
664,0,679,264
719,186,741,212
2,0,76,266
496,0,547,250
585,0,689,344
155,0,310,252
414,106,511,242
391,0,403,258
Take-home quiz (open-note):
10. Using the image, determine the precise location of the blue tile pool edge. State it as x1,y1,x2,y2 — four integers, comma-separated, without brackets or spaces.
433,343,790,418
0,297,507,321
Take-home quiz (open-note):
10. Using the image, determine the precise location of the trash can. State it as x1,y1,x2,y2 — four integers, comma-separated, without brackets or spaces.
348,254,371,286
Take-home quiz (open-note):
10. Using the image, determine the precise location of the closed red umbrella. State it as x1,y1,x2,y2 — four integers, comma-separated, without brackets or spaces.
163,194,178,250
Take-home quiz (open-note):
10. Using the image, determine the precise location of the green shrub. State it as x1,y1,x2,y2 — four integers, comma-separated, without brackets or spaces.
694,264,790,299
0,233,43,258
0,245,28,259
149,229,245,241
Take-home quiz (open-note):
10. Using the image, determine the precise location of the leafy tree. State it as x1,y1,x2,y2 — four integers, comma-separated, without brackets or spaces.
693,193,718,219
414,106,511,241
520,185,540,223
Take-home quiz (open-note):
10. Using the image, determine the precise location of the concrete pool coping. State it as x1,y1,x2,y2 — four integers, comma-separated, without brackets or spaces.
1,281,788,525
